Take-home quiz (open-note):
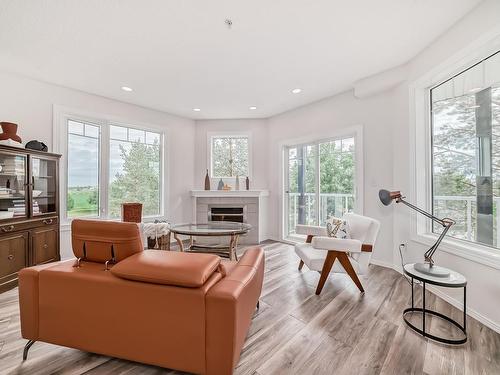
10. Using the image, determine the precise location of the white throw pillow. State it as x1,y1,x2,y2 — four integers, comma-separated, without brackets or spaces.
326,216,350,239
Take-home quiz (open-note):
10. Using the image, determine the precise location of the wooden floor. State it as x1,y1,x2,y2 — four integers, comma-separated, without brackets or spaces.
1,242,499,374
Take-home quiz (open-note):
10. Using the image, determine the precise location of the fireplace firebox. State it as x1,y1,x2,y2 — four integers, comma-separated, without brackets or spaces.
208,206,246,223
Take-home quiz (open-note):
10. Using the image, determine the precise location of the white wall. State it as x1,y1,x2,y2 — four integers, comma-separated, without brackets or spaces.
0,71,196,258
267,90,396,266
193,119,270,189
391,0,500,332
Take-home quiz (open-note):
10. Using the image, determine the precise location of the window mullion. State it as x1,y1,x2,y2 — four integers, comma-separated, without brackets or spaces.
315,143,320,225
100,121,110,218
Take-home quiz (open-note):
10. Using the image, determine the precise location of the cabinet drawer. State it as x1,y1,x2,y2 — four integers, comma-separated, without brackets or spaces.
0,232,28,287
0,216,58,234
31,226,59,265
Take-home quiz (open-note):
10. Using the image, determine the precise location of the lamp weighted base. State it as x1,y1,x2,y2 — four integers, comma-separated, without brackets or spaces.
414,262,451,278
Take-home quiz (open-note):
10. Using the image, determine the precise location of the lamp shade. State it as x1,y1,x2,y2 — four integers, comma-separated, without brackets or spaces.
379,189,401,206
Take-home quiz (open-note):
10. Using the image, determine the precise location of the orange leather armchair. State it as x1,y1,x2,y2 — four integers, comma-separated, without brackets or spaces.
18,220,264,375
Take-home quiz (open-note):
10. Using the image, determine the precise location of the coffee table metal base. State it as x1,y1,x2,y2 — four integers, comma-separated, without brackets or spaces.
173,232,240,261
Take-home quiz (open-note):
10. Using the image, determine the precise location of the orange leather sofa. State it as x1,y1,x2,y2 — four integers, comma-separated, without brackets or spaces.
18,220,264,375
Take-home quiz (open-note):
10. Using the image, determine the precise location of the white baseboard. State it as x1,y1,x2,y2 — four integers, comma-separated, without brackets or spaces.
425,284,500,334
369,258,395,269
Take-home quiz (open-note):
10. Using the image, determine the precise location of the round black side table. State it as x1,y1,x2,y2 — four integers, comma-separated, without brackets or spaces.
403,263,467,345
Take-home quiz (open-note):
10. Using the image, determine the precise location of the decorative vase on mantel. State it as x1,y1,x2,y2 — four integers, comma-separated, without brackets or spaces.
245,176,250,190
235,175,240,190
217,178,224,190
204,169,210,190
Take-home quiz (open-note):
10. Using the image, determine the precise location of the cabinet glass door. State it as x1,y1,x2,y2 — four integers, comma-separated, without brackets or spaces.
31,157,57,216
0,153,28,219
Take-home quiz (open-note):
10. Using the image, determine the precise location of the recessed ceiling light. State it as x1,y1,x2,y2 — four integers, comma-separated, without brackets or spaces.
291,88,302,94
193,108,201,112
121,86,133,92
249,106,257,110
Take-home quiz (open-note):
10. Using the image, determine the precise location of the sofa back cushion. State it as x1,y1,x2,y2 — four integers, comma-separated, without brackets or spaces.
72,219,143,263
111,250,221,287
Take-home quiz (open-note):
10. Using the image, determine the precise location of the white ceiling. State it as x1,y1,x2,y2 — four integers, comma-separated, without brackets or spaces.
0,0,482,119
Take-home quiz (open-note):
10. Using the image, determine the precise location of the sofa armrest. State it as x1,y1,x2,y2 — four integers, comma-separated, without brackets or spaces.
311,236,362,252
18,261,67,340
205,247,264,375
295,225,328,237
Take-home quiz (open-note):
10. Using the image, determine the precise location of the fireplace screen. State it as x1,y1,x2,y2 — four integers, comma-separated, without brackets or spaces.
208,206,245,223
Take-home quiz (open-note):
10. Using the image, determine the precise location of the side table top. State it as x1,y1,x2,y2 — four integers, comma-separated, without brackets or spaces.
403,263,467,287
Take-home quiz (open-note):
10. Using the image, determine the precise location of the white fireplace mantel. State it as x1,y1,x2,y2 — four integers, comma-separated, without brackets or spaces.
191,189,269,243
190,189,269,198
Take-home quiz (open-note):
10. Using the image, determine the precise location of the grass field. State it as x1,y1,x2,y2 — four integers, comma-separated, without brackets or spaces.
67,187,98,217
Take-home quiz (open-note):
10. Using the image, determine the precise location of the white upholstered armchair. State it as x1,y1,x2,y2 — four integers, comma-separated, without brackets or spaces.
294,213,380,295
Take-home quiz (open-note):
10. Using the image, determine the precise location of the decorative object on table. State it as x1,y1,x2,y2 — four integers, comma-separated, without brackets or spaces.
379,189,455,277
235,175,240,190
204,169,211,190
245,176,249,190
222,183,231,191
403,263,467,345
121,202,142,223
217,178,224,190
0,122,22,143
143,221,170,250
25,140,48,152
6,179,10,189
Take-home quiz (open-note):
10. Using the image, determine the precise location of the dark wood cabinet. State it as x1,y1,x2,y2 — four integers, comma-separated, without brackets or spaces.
0,232,29,291
31,225,59,265
0,145,61,293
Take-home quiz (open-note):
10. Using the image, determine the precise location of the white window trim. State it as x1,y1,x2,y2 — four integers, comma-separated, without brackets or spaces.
53,105,168,230
278,125,364,242
206,131,252,179
410,27,500,270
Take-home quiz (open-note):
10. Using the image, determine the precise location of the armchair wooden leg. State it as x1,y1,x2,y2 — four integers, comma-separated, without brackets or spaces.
316,251,338,295
337,252,364,293
298,260,304,270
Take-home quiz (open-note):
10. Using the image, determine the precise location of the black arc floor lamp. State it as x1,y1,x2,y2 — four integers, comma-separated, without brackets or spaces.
379,189,455,278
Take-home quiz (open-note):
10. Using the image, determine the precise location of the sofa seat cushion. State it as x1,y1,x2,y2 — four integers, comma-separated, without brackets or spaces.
111,250,221,287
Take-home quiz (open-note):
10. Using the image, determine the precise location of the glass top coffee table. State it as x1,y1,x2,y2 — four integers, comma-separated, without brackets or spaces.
168,222,252,260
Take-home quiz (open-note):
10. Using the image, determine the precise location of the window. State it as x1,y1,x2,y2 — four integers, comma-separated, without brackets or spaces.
67,120,100,218
108,125,161,218
430,51,500,249
210,135,249,178
284,134,358,239
62,114,163,221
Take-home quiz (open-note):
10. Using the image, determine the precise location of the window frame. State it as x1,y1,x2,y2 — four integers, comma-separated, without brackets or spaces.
278,125,364,242
207,132,252,179
53,106,167,227
410,32,500,270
